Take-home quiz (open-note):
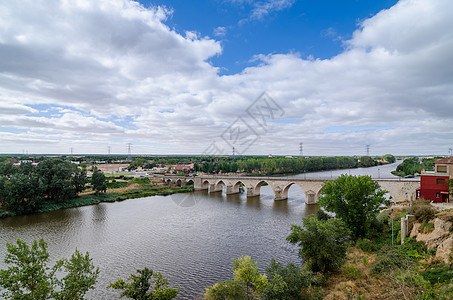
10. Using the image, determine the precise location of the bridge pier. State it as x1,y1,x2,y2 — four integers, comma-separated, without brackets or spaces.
273,186,288,201
226,184,240,195
246,185,260,197
210,183,223,193
194,178,208,191
305,191,318,204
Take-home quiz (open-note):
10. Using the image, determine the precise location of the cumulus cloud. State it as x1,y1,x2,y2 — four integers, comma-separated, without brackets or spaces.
0,0,452,155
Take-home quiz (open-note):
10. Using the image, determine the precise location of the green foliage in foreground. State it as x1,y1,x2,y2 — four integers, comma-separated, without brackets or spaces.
265,259,323,300
205,256,268,300
108,267,180,300
319,175,387,239
0,238,99,300
287,215,351,273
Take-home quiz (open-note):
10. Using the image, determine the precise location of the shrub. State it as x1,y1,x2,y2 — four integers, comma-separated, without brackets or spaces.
371,245,415,274
420,266,453,284
400,238,427,260
356,238,376,253
410,200,436,223
315,209,331,221
342,265,362,280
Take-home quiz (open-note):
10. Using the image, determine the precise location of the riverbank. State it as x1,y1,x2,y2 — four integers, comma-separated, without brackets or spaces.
0,185,194,218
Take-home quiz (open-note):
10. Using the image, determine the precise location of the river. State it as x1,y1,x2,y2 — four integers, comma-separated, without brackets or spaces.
0,161,400,299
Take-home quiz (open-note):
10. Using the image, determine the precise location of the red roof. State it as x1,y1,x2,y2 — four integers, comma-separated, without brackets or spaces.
435,156,453,164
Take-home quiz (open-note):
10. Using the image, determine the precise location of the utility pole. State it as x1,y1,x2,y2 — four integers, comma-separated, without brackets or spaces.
127,143,132,160
299,142,303,156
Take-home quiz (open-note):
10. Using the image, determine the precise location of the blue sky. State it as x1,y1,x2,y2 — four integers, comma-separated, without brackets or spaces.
0,0,452,155
142,0,398,74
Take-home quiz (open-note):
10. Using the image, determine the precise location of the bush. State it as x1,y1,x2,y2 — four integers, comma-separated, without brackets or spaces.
420,266,453,284
342,265,362,280
356,238,376,253
371,245,415,274
410,200,436,223
316,209,331,221
287,215,351,273
400,238,427,260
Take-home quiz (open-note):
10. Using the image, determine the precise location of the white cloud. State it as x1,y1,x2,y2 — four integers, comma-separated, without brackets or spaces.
0,0,452,155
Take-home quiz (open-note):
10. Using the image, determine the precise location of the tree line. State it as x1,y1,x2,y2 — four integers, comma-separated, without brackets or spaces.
0,159,108,215
193,155,387,175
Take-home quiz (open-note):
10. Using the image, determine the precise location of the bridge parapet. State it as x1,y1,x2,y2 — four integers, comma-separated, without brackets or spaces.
163,175,420,204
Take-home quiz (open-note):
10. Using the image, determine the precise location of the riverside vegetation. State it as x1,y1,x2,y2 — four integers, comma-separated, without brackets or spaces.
0,158,193,218
2,175,452,299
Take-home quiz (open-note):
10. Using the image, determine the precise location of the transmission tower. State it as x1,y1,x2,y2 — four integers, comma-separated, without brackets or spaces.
232,147,236,156
366,144,370,156
108,146,111,155
299,142,303,156
127,143,132,160
449,148,452,156
70,147,73,155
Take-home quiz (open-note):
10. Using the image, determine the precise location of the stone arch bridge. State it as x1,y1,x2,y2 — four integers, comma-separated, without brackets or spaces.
163,175,420,204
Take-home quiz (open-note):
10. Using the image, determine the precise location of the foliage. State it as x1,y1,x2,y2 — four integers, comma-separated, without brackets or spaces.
319,175,387,239
420,266,453,284
108,267,179,300
359,156,377,167
382,154,396,163
0,238,98,300
264,259,321,300
131,177,151,185
205,280,245,300
371,245,416,274
92,168,107,196
287,215,351,273
205,256,267,300
315,209,331,221
395,157,440,176
355,238,376,253
410,200,436,223
342,264,362,280
106,181,128,188
52,249,100,300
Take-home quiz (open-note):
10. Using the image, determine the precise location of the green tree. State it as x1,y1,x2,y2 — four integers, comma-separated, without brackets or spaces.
205,256,268,300
108,267,179,300
0,238,99,300
264,259,320,300
91,168,107,196
287,215,351,273
382,154,396,163
52,249,100,300
0,238,53,299
318,175,387,239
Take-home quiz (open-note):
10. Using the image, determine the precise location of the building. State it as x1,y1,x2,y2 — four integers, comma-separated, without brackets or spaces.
416,156,452,203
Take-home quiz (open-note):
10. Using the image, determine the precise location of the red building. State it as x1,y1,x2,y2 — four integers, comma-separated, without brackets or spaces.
416,156,452,203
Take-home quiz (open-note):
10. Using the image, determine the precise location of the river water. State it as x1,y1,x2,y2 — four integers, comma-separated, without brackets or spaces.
0,162,400,299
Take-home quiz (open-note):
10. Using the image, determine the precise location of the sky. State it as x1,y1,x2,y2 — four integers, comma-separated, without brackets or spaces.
0,0,452,156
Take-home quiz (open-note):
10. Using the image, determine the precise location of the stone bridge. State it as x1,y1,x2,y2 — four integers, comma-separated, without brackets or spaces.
163,175,420,204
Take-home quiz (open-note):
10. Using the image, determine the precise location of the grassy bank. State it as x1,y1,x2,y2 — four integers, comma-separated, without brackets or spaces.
0,185,194,218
